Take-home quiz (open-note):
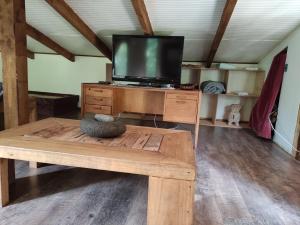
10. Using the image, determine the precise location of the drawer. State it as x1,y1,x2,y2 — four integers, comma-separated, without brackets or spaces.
163,98,197,124
166,93,198,101
85,87,113,98
85,104,112,115
85,96,112,106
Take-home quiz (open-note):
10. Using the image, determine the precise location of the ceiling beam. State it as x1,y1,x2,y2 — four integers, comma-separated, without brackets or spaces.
131,0,153,35
27,50,35,59
45,0,112,60
26,24,75,62
206,0,238,68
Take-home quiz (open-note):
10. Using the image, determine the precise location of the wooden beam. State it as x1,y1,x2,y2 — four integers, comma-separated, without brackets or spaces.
0,50,34,59
0,0,29,128
26,24,75,62
0,0,30,183
206,0,238,68
27,49,35,59
45,0,112,60
131,0,153,35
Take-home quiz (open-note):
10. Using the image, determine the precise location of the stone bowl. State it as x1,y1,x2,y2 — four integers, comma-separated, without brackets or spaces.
80,116,126,138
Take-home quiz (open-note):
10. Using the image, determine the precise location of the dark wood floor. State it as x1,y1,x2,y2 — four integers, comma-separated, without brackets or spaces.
0,122,300,225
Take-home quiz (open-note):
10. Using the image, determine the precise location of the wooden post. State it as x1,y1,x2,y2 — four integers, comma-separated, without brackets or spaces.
0,159,9,207
0,0,29,182
147,177,194,225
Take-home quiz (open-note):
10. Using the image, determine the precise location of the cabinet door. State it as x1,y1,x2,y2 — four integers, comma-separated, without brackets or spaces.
163,99,197,124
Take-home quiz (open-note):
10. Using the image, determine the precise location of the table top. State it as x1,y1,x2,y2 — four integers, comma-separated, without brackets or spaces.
0,118,195,180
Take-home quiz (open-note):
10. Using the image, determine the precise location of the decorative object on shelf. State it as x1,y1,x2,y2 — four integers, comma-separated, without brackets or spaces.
200,81,226,94
98,81,111,85
234,91,249,96
180,83,197,90
245,67,260,71
228,104,242,126
80,114,126,138
217,63,236,70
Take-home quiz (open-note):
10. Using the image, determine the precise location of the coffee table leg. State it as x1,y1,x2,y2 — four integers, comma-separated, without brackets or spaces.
0,158,9,207
147,176,194,225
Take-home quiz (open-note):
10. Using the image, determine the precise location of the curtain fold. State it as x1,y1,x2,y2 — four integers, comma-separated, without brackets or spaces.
250,49,287,139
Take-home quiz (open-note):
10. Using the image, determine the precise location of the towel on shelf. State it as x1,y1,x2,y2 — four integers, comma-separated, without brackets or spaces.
200,81,226,94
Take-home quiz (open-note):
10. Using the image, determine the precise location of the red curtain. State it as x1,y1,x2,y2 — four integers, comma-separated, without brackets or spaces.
250,49,287,139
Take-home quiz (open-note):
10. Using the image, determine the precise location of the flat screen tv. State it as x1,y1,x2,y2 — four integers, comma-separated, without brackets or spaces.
112,35,184,84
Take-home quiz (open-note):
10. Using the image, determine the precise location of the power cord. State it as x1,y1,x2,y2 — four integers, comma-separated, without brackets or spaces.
154,114,158,128
268,114,299,153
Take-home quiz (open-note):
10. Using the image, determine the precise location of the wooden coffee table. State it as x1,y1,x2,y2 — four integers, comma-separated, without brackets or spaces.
0,118,195,225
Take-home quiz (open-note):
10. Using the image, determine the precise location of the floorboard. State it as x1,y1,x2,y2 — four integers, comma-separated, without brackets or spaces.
0,120,300,225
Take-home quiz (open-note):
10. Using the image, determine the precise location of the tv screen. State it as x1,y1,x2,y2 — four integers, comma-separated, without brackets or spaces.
112,35,184,84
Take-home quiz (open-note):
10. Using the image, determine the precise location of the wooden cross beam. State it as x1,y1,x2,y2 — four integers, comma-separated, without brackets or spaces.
26,24,75,62
131,0,154,35
45,0,112,60
206,0,238,68
27,50,35,59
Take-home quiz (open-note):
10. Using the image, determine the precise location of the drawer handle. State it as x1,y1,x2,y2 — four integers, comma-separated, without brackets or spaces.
94,90,103,93
176,100,186,104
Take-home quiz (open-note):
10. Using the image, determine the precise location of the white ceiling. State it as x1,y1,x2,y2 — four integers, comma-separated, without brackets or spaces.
25,0,300,63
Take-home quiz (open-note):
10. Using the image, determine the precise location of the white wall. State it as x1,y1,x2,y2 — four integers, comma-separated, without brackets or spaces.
259,25,300,154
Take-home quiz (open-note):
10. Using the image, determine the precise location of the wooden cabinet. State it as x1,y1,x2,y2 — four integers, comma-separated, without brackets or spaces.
82,85,113,116
164,93,198,124
81,84,202,147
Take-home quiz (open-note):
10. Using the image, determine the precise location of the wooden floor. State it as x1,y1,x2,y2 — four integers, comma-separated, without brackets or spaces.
0,121,300,225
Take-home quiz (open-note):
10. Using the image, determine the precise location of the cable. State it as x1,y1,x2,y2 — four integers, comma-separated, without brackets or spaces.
154,114,158,128
268,116,299,153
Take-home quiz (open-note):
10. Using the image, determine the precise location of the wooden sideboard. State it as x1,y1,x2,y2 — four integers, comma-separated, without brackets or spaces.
81,84,202,147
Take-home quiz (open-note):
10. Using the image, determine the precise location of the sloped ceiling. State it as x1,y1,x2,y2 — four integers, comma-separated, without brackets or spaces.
25,0,300,63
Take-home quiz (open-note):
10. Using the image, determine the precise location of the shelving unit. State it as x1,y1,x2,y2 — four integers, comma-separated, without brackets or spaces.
182,64,265,128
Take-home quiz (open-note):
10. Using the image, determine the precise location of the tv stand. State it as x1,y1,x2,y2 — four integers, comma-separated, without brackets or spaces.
81,83,202,147
120,82,173,89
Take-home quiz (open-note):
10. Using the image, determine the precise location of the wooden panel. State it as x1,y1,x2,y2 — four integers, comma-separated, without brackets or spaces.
26,125,164,152
164,99,197,124
143,134,163,152
85,87,113,98
166,93,198,101
85,96,112,106
114,88,165,115
84,104,112,115
0,158,9,207
147,177,194,225
106,63,113,82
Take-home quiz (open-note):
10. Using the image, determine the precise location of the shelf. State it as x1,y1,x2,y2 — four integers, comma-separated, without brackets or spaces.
203,93,259,98
181,64,202,70
220,68,265,73
200,119,250,129
181,64,265,73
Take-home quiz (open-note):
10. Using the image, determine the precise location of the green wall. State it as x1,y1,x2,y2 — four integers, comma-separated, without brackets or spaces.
0,54,110,105
28,55,110,96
